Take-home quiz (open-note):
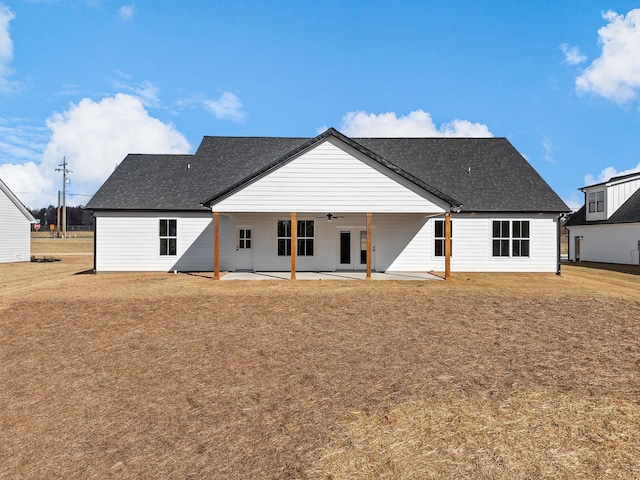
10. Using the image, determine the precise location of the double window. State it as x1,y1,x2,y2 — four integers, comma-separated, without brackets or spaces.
588,191,605,213
277,220,314,256
159,219,177,256
434,219,452,257
492,220,529,257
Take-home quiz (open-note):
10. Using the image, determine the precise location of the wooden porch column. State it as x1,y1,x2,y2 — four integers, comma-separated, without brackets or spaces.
290,212,297,280
213,211,220,280
366,212,372,280
444,212,451,281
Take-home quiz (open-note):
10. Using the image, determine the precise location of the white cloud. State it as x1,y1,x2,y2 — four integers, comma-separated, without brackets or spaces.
560,43,587,65
542,136,554,163
584,161,640,186
1,93,191,208
575,9,640,103
202,92,245,122
0,122,49,162
562,194,583,212
0,3,16,91
111,75,160,106
118,4,135,21
337,110,493,137
42,93,190,185
0,161,52,209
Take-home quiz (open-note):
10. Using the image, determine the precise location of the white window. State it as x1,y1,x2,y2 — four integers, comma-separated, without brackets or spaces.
159,219,177,256
277,220,314,256
434,219,452,257
492,220,530,257
588,191,604,213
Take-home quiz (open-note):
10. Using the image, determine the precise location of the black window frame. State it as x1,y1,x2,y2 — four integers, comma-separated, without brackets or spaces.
511,220,530,257
492,220,530,257
159,219,177,256
492,220,511,257
277,219,314,256
434,219,452,257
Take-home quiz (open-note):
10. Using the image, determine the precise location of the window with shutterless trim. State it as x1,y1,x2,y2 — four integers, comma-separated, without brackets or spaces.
277,220,314,256
511,220,530,257
434,219,452,257
159,219,177,256
588,191,604,213
492,220,530,257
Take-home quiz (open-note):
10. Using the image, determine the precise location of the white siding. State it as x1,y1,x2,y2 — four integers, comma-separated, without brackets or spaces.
227,213,436,272
94,211,560,273
608,178,640,218
376,214,432,271
225,213,560,273
94,211,229,272
446,214,559,273
569,224,640,265
212,138,448,213
0,187,32,263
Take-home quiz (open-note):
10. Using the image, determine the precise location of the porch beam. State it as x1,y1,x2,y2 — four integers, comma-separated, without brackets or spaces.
366,212,372,280
445,212,451,281
213,211,220,280
290,212,297,280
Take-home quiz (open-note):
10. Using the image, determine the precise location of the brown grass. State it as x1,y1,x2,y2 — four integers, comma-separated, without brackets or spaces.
1,238,639,479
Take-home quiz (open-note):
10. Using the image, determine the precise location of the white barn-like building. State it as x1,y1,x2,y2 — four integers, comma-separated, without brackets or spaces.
85,128,569,276
0,178,36,263
566,171,640,265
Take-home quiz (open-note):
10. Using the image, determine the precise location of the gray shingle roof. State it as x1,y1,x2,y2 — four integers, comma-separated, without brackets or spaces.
355,136,567,211
86,129,569,213
566,187,640,226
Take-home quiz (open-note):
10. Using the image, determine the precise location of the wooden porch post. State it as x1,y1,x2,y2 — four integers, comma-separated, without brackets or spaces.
444,212,451,281
290,212,297,280
213,211,220,280
366,212,372,280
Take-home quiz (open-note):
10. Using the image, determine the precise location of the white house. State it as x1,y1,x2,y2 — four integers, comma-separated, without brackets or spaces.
85,128,569,276
0,178,36,263
565,171,640,265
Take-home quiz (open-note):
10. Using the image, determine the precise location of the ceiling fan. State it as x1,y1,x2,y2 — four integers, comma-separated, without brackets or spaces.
316,213,344,222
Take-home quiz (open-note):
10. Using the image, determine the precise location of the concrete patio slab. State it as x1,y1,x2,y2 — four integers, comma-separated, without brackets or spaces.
220,271,443,281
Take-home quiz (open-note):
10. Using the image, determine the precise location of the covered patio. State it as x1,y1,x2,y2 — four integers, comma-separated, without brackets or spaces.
219,270,443,281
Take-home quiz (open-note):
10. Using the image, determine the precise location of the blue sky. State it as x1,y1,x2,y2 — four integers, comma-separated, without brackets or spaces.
1,0,640,210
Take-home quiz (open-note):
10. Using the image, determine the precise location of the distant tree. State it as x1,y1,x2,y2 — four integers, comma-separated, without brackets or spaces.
29,205,94,228
30,205,57,227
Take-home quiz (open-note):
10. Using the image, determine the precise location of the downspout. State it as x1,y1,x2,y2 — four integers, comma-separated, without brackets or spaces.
92,213,97,273
556,213,563,276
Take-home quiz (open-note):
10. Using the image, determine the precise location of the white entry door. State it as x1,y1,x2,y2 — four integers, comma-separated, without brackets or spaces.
236,227,253,271
338,229,371,270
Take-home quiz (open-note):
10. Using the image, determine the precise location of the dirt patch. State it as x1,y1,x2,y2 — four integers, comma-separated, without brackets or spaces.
1,238,639,478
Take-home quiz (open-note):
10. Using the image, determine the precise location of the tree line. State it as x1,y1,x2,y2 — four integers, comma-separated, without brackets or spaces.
29,205,94,228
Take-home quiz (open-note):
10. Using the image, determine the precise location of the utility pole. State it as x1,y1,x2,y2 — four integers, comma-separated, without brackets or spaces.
57,191,60,237
55,158,72,239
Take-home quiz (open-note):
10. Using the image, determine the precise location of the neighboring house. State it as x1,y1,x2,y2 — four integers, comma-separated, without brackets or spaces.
0,178,36,263
85,128,569,275
565,171,640,265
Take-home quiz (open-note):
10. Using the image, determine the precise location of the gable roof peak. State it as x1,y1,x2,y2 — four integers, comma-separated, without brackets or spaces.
0,178,36,222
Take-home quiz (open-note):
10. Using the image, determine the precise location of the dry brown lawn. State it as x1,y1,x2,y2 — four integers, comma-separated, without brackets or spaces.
1,236,639,479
